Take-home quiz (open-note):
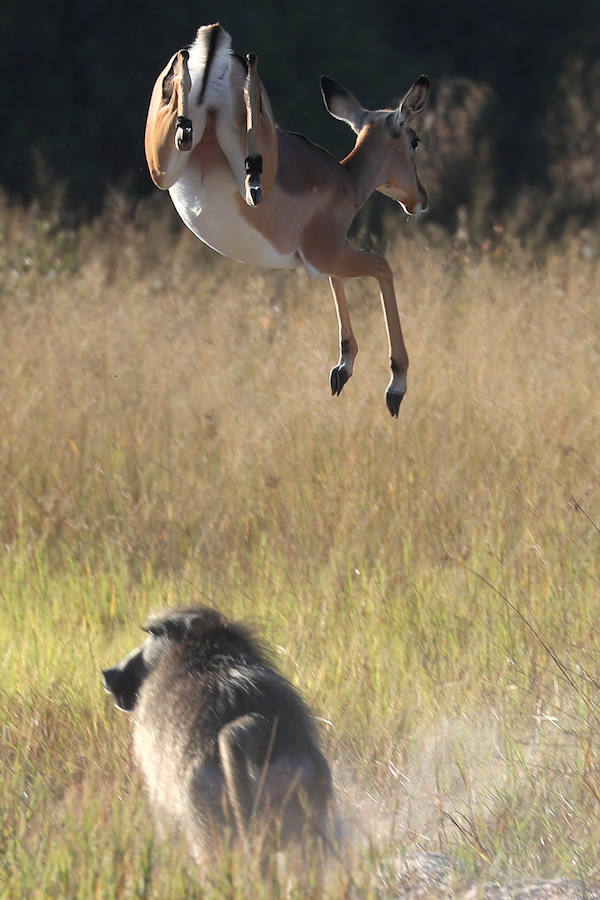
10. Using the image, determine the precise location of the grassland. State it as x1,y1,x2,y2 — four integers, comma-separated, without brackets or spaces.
1,191,600,897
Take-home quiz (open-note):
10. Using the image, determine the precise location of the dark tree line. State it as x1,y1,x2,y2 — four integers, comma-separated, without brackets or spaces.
1,0,598,231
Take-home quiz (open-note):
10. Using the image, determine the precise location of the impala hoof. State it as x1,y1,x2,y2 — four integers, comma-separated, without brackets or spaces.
244,154,263,206
385,373,407,417
330,364,351,396
386,389,405,417
246,183,263,206
175,116,193,151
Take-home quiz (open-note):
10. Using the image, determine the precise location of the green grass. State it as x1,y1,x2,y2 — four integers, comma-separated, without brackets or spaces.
1,193,600,895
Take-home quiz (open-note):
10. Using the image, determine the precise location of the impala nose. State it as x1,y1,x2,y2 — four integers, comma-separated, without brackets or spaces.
410,183,428,215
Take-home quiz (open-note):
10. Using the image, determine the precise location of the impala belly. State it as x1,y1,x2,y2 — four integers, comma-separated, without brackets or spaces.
169,160,300,270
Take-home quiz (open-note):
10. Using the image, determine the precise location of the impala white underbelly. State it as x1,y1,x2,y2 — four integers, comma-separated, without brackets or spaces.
169,167,300,270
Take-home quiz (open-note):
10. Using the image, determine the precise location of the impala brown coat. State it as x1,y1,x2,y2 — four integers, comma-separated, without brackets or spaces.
145,24,429,415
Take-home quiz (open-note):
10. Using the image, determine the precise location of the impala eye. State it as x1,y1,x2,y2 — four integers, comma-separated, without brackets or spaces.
411,135,421,151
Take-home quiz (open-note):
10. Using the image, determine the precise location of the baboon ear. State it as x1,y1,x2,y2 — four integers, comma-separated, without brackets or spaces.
321,76,367,133
142,615,187,641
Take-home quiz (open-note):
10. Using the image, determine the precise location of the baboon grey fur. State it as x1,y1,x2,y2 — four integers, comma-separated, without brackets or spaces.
102,606,333,863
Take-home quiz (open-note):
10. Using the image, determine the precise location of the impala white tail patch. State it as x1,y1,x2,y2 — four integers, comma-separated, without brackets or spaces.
187,26,232,112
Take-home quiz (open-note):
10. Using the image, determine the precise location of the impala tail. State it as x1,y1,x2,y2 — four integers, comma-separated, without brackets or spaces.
186,23,233,113
172,24,234,152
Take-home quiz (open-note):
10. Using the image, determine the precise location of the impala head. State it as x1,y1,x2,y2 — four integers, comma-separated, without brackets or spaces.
321,74,430,215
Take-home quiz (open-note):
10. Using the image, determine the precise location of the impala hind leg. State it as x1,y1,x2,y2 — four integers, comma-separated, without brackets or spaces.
174,50,193,151
223,50,278,204
329,276,358,396
244,54,264,206
145,49,202,189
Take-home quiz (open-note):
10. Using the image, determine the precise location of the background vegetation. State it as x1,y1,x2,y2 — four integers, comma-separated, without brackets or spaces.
1,192,599,894
1,0,600,895
1,0,600,236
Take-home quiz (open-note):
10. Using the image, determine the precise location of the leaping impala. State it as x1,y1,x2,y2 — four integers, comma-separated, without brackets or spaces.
145,23,429,416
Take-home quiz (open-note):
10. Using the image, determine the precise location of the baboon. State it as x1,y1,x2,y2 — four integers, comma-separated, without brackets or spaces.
102,606,333,864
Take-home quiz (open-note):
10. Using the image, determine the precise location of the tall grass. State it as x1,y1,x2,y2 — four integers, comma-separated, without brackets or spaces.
1,191,600,896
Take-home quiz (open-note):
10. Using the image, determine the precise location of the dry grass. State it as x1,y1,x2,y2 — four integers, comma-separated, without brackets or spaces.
1,191,600,896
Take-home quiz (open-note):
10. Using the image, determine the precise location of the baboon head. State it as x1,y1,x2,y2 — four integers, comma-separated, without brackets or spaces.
102,606,226,711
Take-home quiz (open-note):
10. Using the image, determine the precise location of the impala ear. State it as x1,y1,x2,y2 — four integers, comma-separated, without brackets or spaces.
321,76,367,133
398,75,430,120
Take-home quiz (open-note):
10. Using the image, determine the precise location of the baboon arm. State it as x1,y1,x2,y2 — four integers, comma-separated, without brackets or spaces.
218,716,330,844
217,713,267,841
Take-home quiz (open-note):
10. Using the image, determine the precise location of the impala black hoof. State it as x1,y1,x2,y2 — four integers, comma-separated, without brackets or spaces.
385,388,405,417
330,364,351,396
247,183,263,206
175,116,193,151
244,154,264,206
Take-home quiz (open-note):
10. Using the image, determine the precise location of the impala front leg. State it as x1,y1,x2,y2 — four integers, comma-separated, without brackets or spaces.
329,276,358,396
377,262,409,417
326,244,409,416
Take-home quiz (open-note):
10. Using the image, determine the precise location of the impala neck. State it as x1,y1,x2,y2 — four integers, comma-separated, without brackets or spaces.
341,130,388,212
